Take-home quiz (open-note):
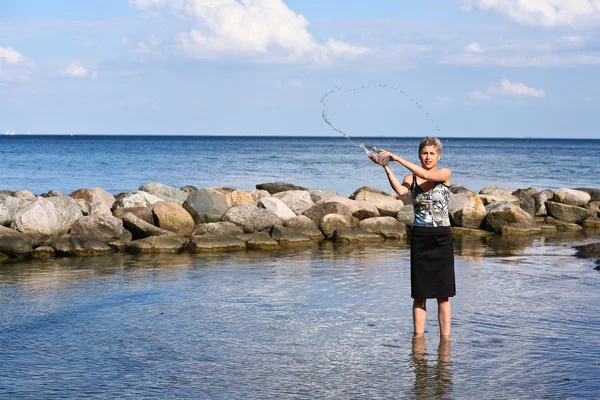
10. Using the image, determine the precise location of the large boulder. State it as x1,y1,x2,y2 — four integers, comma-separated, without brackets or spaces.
139,182,189,205
12,190,36,200
152,201,195,236
122,212,176,239
583,217,600,230
303,202,353,226
192,221,245,238
573,188,600,202
112,191,163,209
574,242,600,259
358,217,407,239
553,188,591,207
69,187,115,214
479,186,514,196
224,190,256,207
113,207,154,224
585,201,600,218
352,191,404,217
479,194,520,206
448,192,487,228
47,195,83,236
284,215,324,240
249,189,271,202
126,236,189,254
221,205,282,233
270,225,313,248
258,197,296,222
396,205,415,226
308,189,339,204
0,225,33,258
331,228,384,244
183,188,229,223
243,232,281,250
324,196,380,220
485,202,535,233
449,185,473,194
69,214,126,242
511,189,536,216
501,225,542,236
272,190,315,215
255,182,307,194
188,235,246,252
53,234,113,257
11,197,61,246
532,189,555,216
349,186,392,199
319,214,353,238
0,195,32,226
546,201,590,223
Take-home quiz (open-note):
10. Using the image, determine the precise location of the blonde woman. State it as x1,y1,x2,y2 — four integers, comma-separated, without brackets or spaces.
370,137,455,339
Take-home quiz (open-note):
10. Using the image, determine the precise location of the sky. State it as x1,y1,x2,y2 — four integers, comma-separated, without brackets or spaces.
1,0,599,138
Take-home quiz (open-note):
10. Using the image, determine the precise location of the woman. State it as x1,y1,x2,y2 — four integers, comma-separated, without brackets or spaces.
370,137,455,339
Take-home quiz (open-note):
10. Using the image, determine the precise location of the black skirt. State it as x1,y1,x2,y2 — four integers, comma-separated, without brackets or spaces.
410,226,455,299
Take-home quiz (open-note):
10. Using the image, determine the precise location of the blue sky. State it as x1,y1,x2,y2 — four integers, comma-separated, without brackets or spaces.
1,0,599,138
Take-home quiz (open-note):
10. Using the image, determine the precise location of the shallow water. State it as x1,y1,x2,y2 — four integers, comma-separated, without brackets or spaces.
1,233,599,399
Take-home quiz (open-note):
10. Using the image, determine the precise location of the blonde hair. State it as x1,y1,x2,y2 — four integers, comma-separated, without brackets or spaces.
418,136,442,154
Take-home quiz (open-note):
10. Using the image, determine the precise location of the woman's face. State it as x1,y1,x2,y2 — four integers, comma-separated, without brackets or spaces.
419,145,440,170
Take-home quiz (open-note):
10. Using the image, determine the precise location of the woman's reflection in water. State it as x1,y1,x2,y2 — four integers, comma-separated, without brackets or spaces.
411,336,453,399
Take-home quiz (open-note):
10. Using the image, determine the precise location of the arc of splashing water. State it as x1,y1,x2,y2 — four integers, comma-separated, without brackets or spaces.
320,84,441,148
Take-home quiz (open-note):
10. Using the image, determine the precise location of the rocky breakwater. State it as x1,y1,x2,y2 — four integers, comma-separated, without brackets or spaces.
0,182,599,261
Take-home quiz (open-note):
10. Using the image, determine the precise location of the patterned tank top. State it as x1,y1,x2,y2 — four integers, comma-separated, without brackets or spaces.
411,175,451,227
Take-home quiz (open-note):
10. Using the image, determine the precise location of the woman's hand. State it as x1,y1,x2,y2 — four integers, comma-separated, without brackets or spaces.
379,150,400,162
368,153,385,165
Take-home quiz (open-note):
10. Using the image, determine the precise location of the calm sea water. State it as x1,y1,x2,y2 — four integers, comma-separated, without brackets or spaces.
1,135,599,195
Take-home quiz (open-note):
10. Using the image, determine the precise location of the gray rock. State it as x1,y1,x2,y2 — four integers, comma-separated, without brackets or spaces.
511,189,536,217
451,227,493,237
12,190,36,200
139,182,189,205
479,194,520,206
152,201,195,236
585,201,600,218
573,188,600,202
250,189,271,202
532,189,555,216
501,225,542,236
485,202,535,233
69,214,126,241
243,232,281,250
107,230,133,252
358,217,407,239
284,215,324,240
349,186,392,199
53,234,113,257
183,188,229,223
448,192,487,228
69,187,115,214
188,235,246,252
331,228,384,244
272,190,315,215
479,186,514,196
270,225,313,248
582,217,600,230
40,190,64,198
126,236,188,254
32,246,55,259
11,197,61,246
303,202,353,226
192,221,245,238
352,191,404,217
47,195,83,236
255,182,308,194
396,205,415,226
113,191,163,209
319,214,353,238
122,212,176,239
553,188,591,207
0,195,32,226
221,205,282,233
546,201,590,223
113,207,155,224
0,225,33,258
308,189,339,204
258,197,297,222
324,196,380,219
449,185,473,194
574,242,600,259
181,185,198,193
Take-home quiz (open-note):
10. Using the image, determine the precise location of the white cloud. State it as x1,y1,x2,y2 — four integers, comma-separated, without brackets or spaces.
130,0,370,63
0,47,25,64
464,42,483,53
462,0,600,28
137,34,160,54
470,79,545,101
59,63,98,78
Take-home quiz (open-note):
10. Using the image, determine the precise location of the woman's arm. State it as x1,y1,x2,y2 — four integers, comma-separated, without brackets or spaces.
383,166,411,196
379,150,451,184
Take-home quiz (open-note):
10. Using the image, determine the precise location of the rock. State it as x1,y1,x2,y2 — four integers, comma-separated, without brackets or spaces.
551,220,583,232
107,230,132,252
539,225,558,234
69,187,115,214
479,186,514,196
573,188,600,202
47,195,83,236
451,227,493,237
73,198,91,216
249,189,271,202
582,217,600,230
270,225,313,248
183,188,229,223
272,190,315,215
0,195,32,226
479,194,520,206
188,235,246,252
12,190,36,200
308,189,339,204
448,192,487,228
532,189,555,216
11,197,61,247
243,232,281,250
485,202,535,233
303,202,353,226
40,190,64,198
32,246,55,259
215,187,236,194
449,185,473,194
113,207,155,224
349,186,392,199
225,190,256,207
53,234,113,257
192,221,245,238
324,196,380,220
256,182,308,194
126,236,188,254
139,182,189,205
358,217,407,239
574,242,600,258
181,185,198,193
585,201,600,217
501,225,542,236
396,205,415,226
221,205,282,233
284,216,324,240
319,214,353,238
546,201,590,223
0,225,33,258
553,188,591,207
152,201,195,236
258,197,296,222
511,189,536,217
331,228,384,244
122,212,176,239
112,191,163,209
352,191,404,217
69,214,126,241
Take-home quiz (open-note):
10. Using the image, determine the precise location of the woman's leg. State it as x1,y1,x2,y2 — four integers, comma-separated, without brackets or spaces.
437,297,451,338
413,298,427,336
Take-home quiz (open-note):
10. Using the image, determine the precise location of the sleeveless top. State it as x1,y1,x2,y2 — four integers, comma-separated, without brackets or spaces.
411,174,451,227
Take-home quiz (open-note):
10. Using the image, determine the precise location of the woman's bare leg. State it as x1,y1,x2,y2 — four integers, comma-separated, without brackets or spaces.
437,298,451,338
413,298,427,336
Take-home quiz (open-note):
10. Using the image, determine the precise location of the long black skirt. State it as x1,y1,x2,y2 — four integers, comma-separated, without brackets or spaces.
410,226,455,299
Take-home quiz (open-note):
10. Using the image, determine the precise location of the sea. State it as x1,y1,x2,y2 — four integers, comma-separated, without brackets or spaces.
1,135,599,399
